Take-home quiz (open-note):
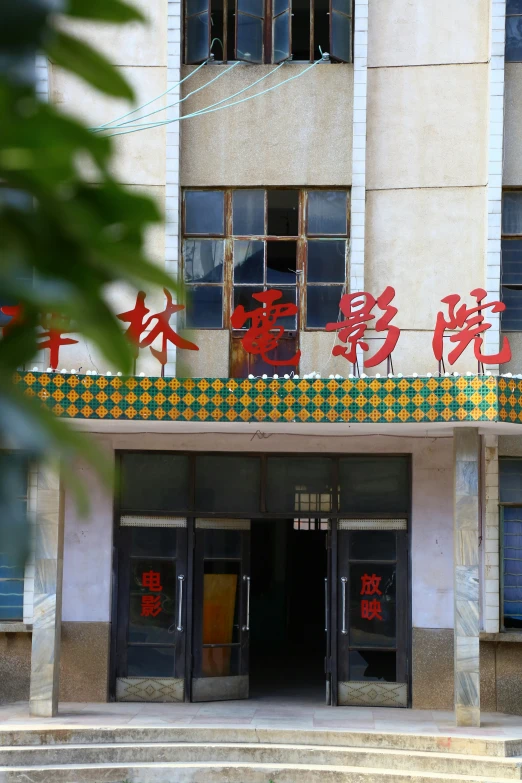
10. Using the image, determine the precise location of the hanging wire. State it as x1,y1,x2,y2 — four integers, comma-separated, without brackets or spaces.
93,57,212,131
103,58,321,138
101,60,241,131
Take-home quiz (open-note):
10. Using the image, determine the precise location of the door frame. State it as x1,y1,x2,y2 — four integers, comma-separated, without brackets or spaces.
110,450,412,705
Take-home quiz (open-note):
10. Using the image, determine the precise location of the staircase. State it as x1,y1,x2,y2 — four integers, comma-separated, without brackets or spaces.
0,726,521,782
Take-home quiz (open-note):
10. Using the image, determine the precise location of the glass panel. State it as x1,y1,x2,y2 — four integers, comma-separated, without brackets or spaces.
245,335,300,376
273,9,291,61
0,552,25,580
121,453,189,511
201,529,242,558
501,286,522,331
234,240,265,283
500,459,522,502
504,506,522,629
508,0,522,12
308,191,347,235
0,580,23,620
266,286,298,330
307,240,346,282
274,0,289,15
503,193,522,235
130,527,178,558
351,531,397,561
195,455,261,512
184,239,224,282
267,190,299,235
331,11,351,62
238,0,264,16
203,560,240,648
339,457,410,513
127,645,176,677
266,241,297,285
202,645,241,677
233,285,264,318
186,13,210,63
186,286,223,328
331,0,351,14
233,189,265,235
502,240,522,285
506,16,522,61
128,558,177,644
187,0,208,13
349,650,396,682
349,562,396,647
185,190,224,234
306,285,343,328
266,457,333,513
237,14,264,61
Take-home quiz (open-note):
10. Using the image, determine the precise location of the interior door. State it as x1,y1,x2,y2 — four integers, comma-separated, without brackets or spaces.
191,518,251,702
115,516,187,702
336,518,409,707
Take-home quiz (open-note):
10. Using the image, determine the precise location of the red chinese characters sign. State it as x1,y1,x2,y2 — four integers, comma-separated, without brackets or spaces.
140,569,163,618
360,573,383,622
0,287,512,372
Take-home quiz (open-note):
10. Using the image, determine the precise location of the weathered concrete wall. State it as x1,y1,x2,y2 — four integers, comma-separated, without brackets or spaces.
180,64,353,187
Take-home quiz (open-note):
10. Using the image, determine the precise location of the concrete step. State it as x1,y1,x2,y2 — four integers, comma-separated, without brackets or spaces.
0,761,519,783
1,727,520,758
0,741,521,779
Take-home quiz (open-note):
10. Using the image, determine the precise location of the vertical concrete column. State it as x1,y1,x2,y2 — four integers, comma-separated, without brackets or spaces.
29,464,64,717
454,428,481,727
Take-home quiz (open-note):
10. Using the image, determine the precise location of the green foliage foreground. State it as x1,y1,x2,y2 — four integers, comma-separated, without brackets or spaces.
0,0,176,564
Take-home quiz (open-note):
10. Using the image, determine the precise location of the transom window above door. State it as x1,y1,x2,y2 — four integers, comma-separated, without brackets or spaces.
184,0,352,63
182,188,350,335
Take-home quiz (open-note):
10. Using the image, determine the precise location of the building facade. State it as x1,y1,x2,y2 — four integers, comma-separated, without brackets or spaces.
3,0,522,727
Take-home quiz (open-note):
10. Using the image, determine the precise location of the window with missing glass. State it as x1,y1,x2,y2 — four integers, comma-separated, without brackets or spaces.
500,458,522,630
184,0,352,63
501,192,522,330
182,188,349,339
506,0,522,61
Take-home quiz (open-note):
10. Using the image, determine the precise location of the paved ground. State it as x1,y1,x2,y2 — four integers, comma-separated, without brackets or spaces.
1,698,522,738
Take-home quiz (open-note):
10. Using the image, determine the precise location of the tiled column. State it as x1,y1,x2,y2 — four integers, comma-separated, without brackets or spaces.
454,428,481,727
29,464,64,717
484,436,500,632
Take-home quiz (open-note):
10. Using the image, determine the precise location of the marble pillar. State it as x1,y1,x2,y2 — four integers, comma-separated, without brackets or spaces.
29,464,64,717
453,428,481,727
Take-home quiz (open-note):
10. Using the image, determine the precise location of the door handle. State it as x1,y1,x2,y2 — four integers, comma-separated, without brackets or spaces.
324,577,328,632
341,576,348,635
177,574,184,632
242,575,251,631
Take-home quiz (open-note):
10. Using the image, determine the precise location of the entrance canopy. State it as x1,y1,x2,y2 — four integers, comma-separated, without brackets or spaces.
13,371,522,434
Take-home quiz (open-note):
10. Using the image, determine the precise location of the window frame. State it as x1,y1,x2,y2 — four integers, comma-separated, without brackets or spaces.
0,453,29,623
183,0,353,63
499,457,522,633
181,187,350,332
506,0,522,63
501,190,522,332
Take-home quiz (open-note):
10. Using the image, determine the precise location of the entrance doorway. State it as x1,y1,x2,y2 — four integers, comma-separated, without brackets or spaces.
111,451,412,707
250,519,327,702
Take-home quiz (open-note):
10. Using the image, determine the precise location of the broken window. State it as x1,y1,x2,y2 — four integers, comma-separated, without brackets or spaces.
182,188,350,374
184,0,352,63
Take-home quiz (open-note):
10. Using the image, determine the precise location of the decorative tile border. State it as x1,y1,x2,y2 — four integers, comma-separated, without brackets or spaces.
12,372,522,425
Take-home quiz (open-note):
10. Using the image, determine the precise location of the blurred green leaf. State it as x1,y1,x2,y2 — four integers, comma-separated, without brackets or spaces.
45,30,134,99
66,0,145,23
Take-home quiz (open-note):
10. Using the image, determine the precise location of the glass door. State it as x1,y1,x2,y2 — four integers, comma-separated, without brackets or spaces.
114,517,187,702
192,519,250,701
336,519,409,707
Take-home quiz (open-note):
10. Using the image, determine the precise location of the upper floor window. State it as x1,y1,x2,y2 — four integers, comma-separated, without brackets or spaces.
182,187,350,375
506,0,522,61
184,0,352,64
501,191,522,330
